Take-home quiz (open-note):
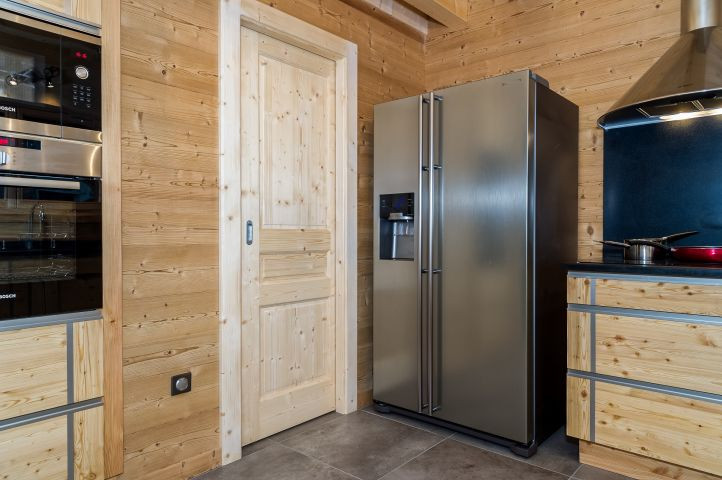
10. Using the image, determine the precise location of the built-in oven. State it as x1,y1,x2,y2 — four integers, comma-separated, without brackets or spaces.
0,132,101,320
0,10,102,320
0,9,101,143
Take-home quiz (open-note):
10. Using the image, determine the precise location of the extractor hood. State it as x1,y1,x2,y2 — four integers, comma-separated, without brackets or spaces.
599,0,722,129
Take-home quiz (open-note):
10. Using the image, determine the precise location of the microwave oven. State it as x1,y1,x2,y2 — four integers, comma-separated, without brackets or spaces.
0,9,101,143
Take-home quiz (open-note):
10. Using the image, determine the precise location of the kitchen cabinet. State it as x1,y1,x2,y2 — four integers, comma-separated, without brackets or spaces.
0,316,104,479
20,0,101,26
567,272,722,478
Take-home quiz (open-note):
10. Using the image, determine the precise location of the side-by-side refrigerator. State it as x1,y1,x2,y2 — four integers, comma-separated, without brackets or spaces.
372,70,578,456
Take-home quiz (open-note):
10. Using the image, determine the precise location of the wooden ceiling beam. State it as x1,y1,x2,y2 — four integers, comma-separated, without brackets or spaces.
402,0,467,28
342,0,429,40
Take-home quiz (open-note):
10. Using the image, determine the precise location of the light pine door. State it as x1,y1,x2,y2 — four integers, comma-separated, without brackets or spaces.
240,27,337,445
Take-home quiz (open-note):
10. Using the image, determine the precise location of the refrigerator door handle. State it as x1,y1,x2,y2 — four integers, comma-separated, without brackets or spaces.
427,92,435,416
417,94,426,414
430,93,443,414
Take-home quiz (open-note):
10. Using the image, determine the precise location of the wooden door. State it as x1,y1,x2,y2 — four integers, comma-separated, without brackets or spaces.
240,27,337,445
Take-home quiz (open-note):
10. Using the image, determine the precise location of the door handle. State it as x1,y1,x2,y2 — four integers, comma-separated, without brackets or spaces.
0,176,80,190
246,220,254,245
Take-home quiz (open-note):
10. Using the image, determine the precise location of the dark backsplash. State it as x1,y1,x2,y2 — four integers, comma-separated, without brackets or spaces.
604,115,722,255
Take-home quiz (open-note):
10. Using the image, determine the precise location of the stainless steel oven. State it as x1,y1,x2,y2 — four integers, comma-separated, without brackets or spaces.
0,9,101,143
0,133,101,320
0,11,101,320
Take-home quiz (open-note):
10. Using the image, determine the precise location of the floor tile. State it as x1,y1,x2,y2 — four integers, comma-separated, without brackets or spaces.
281,411,443,480
240,437,276,457
361,406,455,437
269,411,342,443
572,464,634,480
453,427,580,476
194,443,355,480
382,438,568,480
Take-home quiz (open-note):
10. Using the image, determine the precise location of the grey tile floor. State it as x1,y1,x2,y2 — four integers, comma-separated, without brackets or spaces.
195,408,633,480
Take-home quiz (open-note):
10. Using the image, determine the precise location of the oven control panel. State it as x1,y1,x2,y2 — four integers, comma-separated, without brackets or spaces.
62,38,101,132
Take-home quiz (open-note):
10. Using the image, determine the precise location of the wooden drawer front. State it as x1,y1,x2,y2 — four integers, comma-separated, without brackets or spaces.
567,311,591,371
567,276,592,304
595,278,722,316
596,314,722,395
0,319,103,421
73,405,104,480
0,405,104,480
74,318,104,402
0,415,68,479
0,325,68,421
566,376,591,441
595,382,722,475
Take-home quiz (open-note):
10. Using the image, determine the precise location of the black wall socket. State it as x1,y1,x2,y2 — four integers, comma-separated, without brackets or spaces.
171,372,192,396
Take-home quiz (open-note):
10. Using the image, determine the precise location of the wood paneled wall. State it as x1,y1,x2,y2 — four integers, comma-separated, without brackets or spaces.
424,0,682,259
254,0,426,407
117,0,423,477
119,0,220,478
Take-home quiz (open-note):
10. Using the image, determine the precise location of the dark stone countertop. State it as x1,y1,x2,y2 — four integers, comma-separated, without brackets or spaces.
568,258,722,279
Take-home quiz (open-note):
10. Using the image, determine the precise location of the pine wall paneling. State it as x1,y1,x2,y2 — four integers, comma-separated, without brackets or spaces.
119,0,220,478
117,0,424,477
424,0,682,259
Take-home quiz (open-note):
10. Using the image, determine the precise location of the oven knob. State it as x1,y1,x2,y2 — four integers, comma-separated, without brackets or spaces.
0,152,7,166
75,66,89,80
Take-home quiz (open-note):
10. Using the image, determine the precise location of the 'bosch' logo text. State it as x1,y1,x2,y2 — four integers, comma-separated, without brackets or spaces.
0,293,17,300
0,105,16,113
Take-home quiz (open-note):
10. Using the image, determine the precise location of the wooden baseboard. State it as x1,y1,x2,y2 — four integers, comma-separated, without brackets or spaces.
579,441,721,480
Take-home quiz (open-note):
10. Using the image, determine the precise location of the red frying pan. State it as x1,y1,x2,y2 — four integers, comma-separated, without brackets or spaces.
671,247,722,263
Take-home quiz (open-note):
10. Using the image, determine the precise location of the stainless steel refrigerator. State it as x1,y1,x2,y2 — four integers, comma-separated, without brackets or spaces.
372,70,578,456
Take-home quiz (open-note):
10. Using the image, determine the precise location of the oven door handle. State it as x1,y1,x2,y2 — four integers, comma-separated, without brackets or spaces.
0,176,81,190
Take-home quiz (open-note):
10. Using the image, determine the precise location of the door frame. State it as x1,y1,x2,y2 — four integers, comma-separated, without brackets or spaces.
218,0,358,464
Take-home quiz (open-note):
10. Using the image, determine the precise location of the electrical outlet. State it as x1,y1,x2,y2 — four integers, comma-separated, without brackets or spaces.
171,372,192,396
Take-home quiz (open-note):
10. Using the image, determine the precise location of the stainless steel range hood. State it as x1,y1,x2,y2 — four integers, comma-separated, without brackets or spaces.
599,0,722,129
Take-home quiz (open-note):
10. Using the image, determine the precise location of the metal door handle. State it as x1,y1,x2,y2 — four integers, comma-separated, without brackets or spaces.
427,92,435,416
246,220,253,245
417,94,425,414
0,176,80,190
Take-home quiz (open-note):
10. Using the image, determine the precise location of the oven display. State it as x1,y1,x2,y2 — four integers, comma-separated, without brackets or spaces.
0,137,41,150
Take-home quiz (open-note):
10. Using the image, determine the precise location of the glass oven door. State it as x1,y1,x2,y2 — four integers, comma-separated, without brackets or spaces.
0,15,62,136
0,173,101,320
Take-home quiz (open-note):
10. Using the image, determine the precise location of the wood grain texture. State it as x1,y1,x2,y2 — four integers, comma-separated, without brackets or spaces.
102,0,124,473
567,275,592,304
74,406,105,480
595,278,722,316
0,325,67,421
241,25,340,445
219,0,244,465
119,0,220,478
566,376,591,441
425,0,683,260
253,0,425,409
567,311,591,371
20,0,101,24
120,0,422,473
595,381,722,475
340,0,428,40
404,0,468,28
580,441,722,480
0,416,67,480
73,318,104,402
596,314,722,395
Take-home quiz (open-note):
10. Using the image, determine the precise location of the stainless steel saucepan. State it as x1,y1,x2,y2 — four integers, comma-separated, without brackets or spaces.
597,231,698,264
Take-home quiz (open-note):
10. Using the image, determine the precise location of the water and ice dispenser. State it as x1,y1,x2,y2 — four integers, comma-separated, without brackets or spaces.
379,193,415,260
